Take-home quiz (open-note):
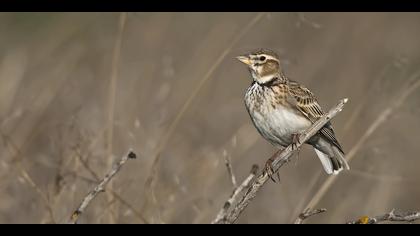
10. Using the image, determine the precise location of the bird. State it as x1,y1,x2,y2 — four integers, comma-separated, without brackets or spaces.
236,49,349,176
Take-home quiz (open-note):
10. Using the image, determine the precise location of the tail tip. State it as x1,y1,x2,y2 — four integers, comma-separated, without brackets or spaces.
330,164,350,175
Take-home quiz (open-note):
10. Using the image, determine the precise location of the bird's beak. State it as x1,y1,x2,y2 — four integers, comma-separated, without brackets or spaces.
236,55,252,66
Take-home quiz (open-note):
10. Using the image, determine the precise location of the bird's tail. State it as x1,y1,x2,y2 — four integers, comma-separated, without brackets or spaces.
314,146,349,175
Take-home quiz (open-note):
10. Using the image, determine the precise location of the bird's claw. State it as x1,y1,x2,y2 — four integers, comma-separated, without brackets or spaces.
291,133,302,151
264,155,281,183
265,160,275,182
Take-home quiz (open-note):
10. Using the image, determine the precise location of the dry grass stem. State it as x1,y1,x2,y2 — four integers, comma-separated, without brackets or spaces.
106,12,127,224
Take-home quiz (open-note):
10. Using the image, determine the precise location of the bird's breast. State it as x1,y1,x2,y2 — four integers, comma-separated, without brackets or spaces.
245,84,311,146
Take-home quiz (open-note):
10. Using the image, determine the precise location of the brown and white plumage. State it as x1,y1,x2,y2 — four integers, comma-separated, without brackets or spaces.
238,49,349,175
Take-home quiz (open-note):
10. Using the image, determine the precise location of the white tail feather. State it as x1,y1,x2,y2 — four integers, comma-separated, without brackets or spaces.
314,148,334,175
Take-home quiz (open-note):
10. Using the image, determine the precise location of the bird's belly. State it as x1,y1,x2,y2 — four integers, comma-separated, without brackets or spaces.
250,104,312,146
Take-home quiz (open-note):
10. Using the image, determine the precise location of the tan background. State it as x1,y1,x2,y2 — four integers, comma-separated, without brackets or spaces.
0,12,419,224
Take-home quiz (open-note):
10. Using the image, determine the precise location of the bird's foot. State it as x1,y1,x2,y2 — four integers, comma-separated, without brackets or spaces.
264,149,283,183
291,132,302,151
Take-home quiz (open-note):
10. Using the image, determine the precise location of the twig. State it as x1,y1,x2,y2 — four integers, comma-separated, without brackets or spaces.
223,151,237,188
69,150,136,224
72,149,149,224
66,171,149,224
348,209,420,224
212,165,258,224
217,98,348,224
294,208,327,224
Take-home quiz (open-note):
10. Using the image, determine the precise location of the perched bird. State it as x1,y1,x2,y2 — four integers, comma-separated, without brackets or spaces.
237,49,349,175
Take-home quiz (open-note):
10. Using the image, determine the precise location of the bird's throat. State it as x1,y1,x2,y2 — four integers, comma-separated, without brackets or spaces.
256,75,281,87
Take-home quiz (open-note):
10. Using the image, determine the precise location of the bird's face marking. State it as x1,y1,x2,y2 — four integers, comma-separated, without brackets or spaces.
236,50,282,84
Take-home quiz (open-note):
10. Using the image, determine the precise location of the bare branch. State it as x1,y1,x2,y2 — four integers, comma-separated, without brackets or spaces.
69,150,136,224
71,149,149,224
212,165,258,224
217,98,349,224
348,209,420,224
294,208,327,224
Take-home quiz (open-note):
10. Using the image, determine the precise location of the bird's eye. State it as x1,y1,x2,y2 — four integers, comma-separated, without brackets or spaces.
259,56,266,61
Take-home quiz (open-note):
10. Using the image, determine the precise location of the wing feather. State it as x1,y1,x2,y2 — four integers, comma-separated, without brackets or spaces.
288,80,344,153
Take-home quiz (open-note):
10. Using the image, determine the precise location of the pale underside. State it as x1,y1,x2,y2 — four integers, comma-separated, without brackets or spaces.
245,82,312,147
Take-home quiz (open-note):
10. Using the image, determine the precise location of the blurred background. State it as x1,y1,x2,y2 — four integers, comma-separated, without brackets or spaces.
0,12,420,224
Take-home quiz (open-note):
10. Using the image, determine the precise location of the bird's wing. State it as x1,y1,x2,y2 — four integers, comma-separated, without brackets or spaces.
287,80,344,154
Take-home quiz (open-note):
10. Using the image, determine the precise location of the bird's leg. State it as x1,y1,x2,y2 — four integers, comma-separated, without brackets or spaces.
291,132,303,151
264,148,284,183
294,147,301,166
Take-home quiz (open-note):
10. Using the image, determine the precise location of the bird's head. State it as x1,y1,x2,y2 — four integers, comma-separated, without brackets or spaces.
236,49,282,84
